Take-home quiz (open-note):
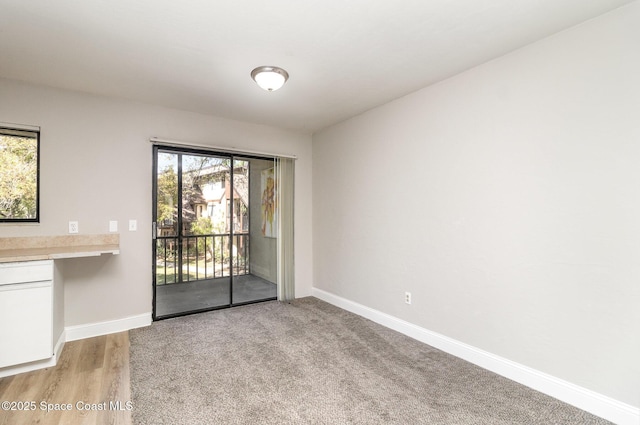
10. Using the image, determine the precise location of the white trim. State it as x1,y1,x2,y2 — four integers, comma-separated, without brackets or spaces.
65,313,151,342
150,137,297,159
312,288,640,425
0,330,65,378
0,314,151,378
53,330,66,363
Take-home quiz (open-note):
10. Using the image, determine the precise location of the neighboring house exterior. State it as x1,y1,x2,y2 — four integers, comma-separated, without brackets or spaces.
157,163,249,238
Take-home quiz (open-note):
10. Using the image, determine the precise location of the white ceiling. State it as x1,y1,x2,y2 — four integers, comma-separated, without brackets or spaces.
0,0,634,133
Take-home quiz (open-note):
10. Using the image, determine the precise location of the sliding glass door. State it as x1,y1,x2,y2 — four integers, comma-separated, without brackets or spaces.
153,146,277,319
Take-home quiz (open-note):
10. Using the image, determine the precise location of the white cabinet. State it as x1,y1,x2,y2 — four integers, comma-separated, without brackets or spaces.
0,260,53,368
0,235,118,376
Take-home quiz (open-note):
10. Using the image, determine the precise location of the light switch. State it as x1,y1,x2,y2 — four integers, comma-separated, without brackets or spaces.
109,220,118,232
129,219,137,231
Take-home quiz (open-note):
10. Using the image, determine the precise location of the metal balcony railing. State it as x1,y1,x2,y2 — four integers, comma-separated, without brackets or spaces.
155,233,249,284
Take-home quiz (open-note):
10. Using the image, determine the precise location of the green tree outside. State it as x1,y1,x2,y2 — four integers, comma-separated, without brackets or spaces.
156,165,178,224
0,134,38,220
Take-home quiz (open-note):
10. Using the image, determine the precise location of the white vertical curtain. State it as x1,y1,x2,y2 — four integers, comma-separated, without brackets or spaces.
276,157,295,302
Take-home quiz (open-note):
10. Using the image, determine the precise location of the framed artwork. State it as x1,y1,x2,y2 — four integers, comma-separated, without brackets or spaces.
261,167,277,238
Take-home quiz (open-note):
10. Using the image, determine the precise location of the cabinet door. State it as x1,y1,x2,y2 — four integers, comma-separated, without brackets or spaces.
0,282,53,368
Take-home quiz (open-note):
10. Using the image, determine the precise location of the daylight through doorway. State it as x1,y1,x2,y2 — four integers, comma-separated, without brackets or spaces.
152,146,277,319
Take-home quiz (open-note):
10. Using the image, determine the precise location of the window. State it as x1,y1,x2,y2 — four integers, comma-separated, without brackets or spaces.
0,125,40,222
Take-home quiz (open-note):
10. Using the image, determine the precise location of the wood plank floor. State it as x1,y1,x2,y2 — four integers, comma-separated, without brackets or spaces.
0,332,131,425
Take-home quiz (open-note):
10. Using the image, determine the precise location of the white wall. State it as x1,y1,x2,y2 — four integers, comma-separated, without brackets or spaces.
313,2,640,408
0,79,313,327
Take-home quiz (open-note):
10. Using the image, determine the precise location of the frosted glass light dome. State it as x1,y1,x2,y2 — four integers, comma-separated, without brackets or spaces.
251,66,289,91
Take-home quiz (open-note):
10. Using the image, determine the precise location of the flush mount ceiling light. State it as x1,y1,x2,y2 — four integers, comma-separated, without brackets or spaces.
251,66,289,91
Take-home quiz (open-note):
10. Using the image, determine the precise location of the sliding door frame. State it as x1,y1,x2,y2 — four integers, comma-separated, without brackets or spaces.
152,144,277,320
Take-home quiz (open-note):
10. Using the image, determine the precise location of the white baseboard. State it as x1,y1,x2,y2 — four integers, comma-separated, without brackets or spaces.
1,313,151,378
65,313,152,342
0,331,66,378
312,288,639,425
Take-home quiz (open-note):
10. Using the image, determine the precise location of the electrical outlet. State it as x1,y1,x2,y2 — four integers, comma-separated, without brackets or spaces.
68,221,79,234
405,292,412,305
109,220,118,232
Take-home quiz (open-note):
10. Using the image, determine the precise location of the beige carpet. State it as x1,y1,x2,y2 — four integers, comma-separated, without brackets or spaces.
130,297,611,424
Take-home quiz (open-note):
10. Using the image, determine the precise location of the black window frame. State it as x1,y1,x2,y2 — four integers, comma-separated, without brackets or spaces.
0,125,41,223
